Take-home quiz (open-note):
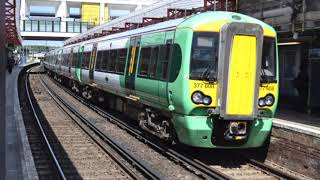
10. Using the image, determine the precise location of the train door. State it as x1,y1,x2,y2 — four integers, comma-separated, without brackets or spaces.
70,46,79,80
125,36,141,98
158,31,174,106
81,44,93,84
57,50,62,75
68,48,73,76
76,45,84,82
218,23,263,119
89,43,98,84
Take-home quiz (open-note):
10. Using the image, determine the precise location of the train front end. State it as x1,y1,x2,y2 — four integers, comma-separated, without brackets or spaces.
172,12,278,148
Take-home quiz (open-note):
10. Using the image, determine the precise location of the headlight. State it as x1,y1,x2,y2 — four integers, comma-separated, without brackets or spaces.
192,91,203,104
258,98,266,107
258,94,275,107
265,94,275,106
203,96,212,105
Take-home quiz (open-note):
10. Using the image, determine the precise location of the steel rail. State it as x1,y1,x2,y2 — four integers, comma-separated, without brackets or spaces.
49,72,301,180
47,73,232,180
25,68,67,180
37,72,164,180
247,158,297,180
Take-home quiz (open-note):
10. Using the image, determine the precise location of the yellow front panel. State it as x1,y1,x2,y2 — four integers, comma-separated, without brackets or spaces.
226,35,257,116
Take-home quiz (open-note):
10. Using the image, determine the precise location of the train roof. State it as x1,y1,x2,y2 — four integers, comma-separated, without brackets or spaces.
51,11,277,54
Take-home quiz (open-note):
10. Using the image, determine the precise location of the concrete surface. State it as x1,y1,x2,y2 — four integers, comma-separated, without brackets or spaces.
5,63,38,180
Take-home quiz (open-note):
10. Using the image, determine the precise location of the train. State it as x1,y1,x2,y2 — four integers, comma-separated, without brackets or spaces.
43,11,278,149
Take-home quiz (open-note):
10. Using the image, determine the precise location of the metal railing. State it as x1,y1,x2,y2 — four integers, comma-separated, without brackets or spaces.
21,20,95,33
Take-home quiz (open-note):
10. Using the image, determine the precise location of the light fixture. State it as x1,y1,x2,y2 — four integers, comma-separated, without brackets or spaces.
278,42,301,46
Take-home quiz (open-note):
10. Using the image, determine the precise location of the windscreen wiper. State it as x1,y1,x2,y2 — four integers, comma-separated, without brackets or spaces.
201,65,216,82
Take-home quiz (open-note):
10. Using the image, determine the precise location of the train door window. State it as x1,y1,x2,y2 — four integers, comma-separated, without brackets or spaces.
86,52,91,68
82,51,90,69
108,50,117,72
67,53,71,66
72,52,78,68
138,47,151,77
62,54,66,66
116,48,127,74
149,46,159,78
157,44,171,80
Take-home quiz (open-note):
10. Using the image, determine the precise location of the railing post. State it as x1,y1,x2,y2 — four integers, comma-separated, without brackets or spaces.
61,21,66,33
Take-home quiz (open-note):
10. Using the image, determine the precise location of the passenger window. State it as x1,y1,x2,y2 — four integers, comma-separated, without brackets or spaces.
101,50,109,72
108,50,117,72
95,50,103,71
72,52,78,68
149,46,159,78
116,49,127,74
82,52,90,69
138,47,151,77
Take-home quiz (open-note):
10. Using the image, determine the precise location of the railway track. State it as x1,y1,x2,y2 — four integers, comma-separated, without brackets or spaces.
39,66,301,180
25,67,163,179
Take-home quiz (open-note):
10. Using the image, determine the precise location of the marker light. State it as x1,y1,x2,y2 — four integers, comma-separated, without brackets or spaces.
203,96,212,105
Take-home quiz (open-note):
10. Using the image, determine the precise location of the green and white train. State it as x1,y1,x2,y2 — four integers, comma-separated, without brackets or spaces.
44,11,279,148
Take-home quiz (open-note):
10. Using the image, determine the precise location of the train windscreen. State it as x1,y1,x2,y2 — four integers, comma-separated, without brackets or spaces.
190,32,219,81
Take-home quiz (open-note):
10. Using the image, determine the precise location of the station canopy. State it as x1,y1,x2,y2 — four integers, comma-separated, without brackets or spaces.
5,0,22,45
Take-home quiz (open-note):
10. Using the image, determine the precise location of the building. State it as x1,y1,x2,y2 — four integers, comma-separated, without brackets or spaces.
239,0,320,113
20,0,158,52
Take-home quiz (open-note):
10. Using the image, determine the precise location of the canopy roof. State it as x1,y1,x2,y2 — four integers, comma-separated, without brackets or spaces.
5,0,21,45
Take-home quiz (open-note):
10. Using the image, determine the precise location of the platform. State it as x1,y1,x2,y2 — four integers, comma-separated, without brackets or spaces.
274,109,320,138
267,108,320,178
5,63,38,180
